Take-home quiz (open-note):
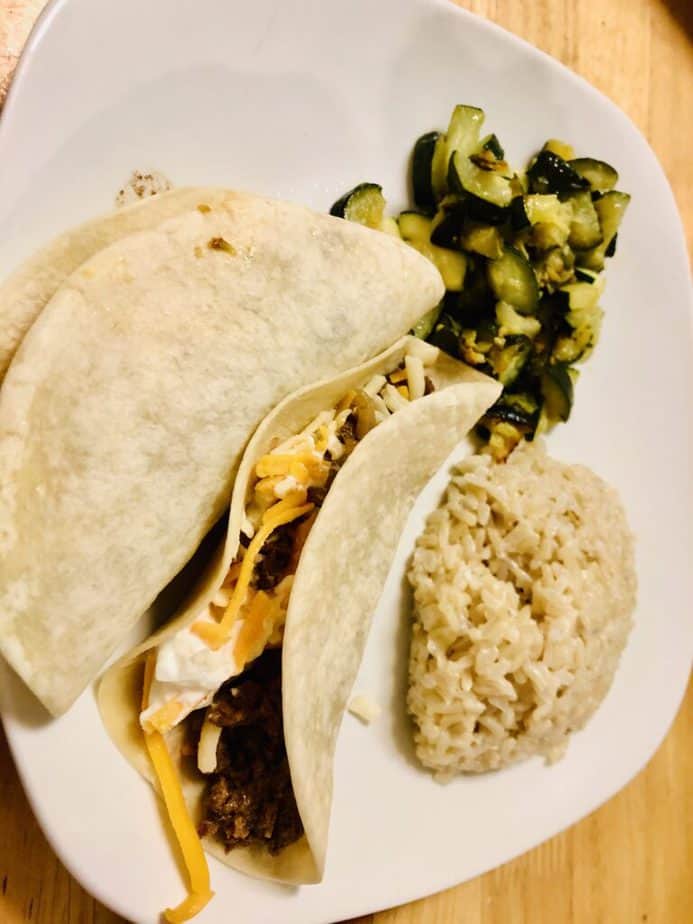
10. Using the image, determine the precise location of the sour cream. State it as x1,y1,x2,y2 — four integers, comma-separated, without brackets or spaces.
140,603,243,732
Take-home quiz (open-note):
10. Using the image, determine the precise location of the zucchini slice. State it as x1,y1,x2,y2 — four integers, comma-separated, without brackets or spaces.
481,392,540,460
490,336,532,386
569,158,618,193
431,133,449,203
524,194,573,250
495,301,541,338
412,131,443,211
487,247,539,315
560,280,603,312
565,302,604,362
459,224,504,260
330,183,386,228
448,150,513,207
399,212,467,291
575,267,600,284
429,205,463,249
567,190,603,249
464,193,509,226
510,195,530,231
541,364,574,422
428,312,462,355
431,212,462,250
480,133,505,160
542,139,575,161
457,259,496,318
445,104,485,166
411,303,442,340
527,150,589,195
533,247,575,290
577,191,630,271
398,211,432,242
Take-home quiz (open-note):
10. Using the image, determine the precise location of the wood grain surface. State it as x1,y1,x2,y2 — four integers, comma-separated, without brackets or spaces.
0,1,691,923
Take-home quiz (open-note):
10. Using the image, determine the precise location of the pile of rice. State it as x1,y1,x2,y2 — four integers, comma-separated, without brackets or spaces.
407,441,636,776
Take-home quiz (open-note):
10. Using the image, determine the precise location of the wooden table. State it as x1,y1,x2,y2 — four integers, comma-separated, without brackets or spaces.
0,1,691,922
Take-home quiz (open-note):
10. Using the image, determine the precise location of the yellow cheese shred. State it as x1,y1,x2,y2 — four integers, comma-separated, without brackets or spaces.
388,367,408,384
143,699,184,735
191,492,313,649
141,654,214,923
254,452,329,487
233,589,276,667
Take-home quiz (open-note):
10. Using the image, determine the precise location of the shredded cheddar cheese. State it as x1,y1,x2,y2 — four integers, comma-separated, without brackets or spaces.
254,475,284,499
191,493,313,649
144,699,184,735
254,452,330,487
314,424,330,452
141,654,214,923
389,367,408,384
233,589,276,667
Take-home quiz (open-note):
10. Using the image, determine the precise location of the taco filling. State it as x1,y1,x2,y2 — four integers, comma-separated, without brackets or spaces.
138,339,440,920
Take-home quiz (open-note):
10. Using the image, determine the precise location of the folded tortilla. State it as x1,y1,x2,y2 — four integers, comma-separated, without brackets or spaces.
0,191,444,716
98,336,500,915
0,188,238,383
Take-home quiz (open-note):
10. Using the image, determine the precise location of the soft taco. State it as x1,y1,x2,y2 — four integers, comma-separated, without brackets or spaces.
0,191,443,716
0,187,237,382
98,336,501,921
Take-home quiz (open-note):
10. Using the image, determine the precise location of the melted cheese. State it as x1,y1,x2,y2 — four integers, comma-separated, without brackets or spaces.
141,654,214,923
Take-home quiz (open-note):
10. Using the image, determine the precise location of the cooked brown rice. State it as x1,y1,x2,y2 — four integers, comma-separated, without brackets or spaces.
407,441,636,777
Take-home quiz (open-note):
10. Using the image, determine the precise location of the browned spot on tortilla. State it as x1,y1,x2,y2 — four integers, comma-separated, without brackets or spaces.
194,245,203,258
197,203,211,214
208,236,236,255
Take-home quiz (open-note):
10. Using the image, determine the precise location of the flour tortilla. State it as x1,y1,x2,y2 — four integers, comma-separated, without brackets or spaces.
0,188,238,383
98,336,501,884
0,193,444,716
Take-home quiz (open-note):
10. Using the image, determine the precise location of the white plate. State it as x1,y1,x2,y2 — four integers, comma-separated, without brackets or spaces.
1,0,691,922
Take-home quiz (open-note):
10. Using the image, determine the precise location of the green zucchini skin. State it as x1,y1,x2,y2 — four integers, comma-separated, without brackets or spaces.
481,133,505,160
569,157,619,193
448,150,513,207
411,303,442,340
510,196,530,231
541,363,574,422
577,190,630,271
527,150,590,195
412,131,443,211
329,182,383,219
487,247,539,315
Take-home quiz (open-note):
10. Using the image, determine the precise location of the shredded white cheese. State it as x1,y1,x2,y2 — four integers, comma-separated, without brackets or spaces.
197,716,222,774
348,694,381,724
405,354,426,401
383,383,409,413
363,373,387,397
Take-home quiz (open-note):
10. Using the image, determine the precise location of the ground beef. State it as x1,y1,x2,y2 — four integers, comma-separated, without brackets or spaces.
196,649,303,855
335,414,358,456
253,524,294,590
